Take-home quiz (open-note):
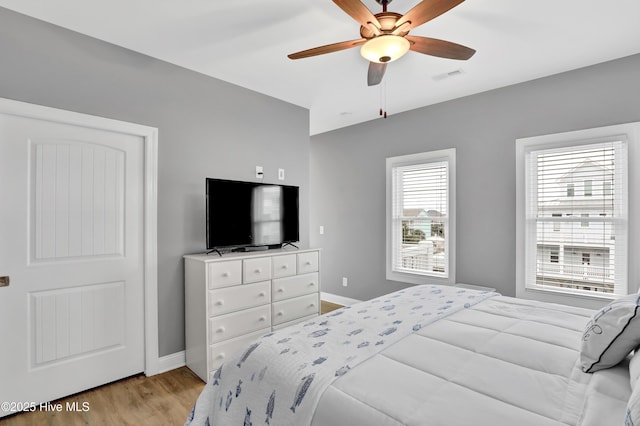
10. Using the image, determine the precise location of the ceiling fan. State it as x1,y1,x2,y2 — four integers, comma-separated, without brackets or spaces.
288,0,476,86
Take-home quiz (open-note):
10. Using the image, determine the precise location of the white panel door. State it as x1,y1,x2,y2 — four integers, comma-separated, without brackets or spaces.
0,105,145,416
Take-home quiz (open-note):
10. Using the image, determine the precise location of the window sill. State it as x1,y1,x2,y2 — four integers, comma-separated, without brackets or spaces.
387,270,453,286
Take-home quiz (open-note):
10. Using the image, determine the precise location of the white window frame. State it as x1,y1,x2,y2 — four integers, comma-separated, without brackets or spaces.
516,122,640,308
386,149,456,285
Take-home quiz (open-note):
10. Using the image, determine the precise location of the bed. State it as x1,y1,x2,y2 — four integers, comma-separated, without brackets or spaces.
185,284,640,426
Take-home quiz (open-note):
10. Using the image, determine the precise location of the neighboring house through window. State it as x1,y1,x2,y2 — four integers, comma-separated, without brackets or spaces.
386,149,455,285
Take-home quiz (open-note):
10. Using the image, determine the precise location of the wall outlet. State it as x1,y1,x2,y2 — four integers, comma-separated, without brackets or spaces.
256,166,263,179
319,225,324,235
342,277,348,287
278,168,285,180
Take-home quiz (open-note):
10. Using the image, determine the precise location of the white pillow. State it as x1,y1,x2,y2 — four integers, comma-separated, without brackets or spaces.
580,293,640,373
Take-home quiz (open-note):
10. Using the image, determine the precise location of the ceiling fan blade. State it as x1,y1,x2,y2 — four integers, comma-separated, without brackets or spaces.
333,0,381,30
395,0,464,31
288,39,366,60
367,62,387,86
406,36,475,60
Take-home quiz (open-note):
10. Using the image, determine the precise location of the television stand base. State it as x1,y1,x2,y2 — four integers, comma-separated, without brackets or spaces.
233,245,269,253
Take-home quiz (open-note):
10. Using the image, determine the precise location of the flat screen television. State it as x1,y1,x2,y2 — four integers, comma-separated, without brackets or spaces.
206,178,299,251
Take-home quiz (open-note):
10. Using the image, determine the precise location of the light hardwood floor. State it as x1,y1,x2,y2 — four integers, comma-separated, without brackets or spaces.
2,301,344,425
0,367,205,426
320,300,343,314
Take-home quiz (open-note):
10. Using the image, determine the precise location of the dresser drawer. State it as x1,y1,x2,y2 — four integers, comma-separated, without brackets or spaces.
243,257,272,283
208,280,270,316
207,260,242,289
272,254,297,278
272,272,319,302
272,293,319,325
272,313,317,331
297,251,319,274
209,305,271,344
208,328,270,380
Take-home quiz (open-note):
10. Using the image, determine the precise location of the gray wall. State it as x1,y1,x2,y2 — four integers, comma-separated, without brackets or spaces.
0,8,310,357
310,53,640,301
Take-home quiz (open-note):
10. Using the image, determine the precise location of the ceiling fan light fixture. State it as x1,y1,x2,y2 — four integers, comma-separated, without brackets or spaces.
360,35,410,64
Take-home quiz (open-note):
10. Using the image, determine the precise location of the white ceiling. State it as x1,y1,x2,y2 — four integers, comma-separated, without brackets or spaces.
1,0,640,135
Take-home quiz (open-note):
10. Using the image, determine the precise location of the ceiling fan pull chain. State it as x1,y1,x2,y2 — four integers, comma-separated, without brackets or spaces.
379,88,388,118
383,79,388,119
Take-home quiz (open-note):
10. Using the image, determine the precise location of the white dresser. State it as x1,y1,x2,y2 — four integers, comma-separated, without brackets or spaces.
184,248,321,382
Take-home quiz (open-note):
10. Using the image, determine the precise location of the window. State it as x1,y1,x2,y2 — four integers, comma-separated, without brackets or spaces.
516,123,638,303
386,149,455,285
567,183,575,197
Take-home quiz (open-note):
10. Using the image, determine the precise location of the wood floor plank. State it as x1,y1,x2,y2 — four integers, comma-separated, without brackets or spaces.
0,367,205,426
321,300,343,314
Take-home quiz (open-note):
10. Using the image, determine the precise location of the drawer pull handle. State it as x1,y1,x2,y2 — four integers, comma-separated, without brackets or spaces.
309,303,316,308
305,261,311,265
216,327,225,334
308,282,315,286
215,300,224,306
277,311,284,316
254,268,262,274
281,265,288,269
216,353,225,360
222,272,229,277
259,292,266,297
277,288,284,293
259,316,266,322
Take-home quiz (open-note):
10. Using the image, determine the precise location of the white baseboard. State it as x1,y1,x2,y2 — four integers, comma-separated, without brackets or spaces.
155,350,186,375
321,292,362,306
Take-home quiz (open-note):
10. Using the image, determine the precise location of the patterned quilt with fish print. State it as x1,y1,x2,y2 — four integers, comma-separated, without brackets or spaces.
185,284,496,426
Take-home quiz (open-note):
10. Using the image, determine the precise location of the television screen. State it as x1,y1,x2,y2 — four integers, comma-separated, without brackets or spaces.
206,178,299,250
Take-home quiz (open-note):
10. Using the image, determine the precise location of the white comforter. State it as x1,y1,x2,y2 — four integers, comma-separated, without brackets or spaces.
187,289,632,426
311,296,631,426
187,285,495,425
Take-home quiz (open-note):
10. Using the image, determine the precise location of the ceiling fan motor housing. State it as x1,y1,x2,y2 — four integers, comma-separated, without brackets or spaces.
359,12,408,39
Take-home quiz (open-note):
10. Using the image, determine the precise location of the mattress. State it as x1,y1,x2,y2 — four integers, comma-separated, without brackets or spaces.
186,287,632,426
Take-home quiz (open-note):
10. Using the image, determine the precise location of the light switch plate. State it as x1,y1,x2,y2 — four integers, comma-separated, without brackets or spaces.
278,168,285,180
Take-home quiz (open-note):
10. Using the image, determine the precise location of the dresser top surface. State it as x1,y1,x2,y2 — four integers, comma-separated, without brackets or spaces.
184,247,321,263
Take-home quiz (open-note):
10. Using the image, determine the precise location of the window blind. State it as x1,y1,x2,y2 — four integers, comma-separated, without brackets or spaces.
525,140,628,295
391,161,449,277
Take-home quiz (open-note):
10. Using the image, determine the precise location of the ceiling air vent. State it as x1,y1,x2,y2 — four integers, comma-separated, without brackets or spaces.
432,69,464,81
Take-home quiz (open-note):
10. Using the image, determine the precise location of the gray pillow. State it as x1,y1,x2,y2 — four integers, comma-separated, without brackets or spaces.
580,293,640,373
